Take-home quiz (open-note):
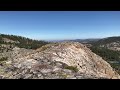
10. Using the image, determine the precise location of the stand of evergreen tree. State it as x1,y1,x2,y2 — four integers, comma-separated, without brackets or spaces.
0,34,49,49
90,46,120,74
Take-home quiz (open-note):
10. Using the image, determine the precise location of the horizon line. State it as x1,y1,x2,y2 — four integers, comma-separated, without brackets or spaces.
1,33,120,41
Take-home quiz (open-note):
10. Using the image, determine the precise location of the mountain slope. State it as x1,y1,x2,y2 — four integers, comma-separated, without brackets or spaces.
90,37,120,50
0,42,119,79
0,34,49,50
82,37,120,74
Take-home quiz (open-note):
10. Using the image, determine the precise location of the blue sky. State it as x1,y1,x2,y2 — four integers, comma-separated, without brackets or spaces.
0,11,120,40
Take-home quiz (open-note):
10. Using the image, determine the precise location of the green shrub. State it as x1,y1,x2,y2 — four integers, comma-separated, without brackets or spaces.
64,66,78,72
0,57,8,62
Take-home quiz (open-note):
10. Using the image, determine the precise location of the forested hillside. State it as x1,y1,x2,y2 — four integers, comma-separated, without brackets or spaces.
88,37,120,74
0,34,49,49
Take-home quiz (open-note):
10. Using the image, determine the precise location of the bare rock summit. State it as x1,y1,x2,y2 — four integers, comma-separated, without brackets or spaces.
0,42,119,79
35,42,120,79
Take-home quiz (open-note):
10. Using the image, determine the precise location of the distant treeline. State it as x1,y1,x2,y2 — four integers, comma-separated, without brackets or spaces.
0,34,49,49
90,47,120,61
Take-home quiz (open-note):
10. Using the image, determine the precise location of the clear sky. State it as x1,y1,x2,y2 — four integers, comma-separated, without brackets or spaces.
0,11,120,40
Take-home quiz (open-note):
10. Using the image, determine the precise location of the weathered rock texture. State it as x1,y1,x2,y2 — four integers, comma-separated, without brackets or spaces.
0,42,119,79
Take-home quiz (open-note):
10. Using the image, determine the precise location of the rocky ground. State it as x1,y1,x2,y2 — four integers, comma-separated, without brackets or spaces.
0,42,119,79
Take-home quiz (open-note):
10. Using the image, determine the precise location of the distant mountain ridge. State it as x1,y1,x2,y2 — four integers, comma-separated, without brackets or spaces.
70,38,101,43
92,36,120,45
47,38,101,43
